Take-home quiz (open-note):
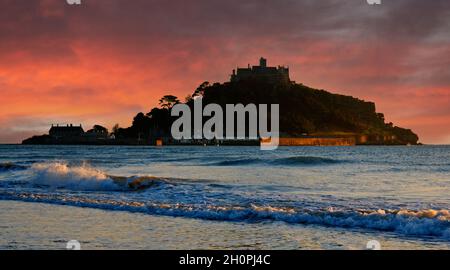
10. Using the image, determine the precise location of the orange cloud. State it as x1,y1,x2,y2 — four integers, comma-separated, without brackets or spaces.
0,0,449,144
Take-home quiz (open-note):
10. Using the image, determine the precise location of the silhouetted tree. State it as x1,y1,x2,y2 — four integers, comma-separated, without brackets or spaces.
112,124,120,135
184,95,193,103
159,95,180,109
93,125,108,134
192,81,210,98
86,125,108,135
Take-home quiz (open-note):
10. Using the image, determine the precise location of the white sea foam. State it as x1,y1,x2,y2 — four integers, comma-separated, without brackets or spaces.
30,162,121,191
1,190,449,240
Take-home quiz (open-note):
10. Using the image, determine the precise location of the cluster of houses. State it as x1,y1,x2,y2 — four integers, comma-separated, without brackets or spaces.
46,124,115,143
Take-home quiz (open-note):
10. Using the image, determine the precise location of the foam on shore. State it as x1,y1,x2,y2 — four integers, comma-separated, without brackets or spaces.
1,191,449,240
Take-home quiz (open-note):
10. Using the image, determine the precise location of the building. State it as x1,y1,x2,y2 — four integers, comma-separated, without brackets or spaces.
230,57,291,84
49,124,84,139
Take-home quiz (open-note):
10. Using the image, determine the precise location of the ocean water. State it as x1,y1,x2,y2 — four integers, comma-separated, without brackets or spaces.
0,145,449,250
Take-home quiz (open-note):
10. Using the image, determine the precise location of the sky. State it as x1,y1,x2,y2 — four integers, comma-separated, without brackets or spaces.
0,0,449,144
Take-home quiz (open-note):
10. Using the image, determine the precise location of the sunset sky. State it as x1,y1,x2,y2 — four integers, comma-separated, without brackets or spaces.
0,0,449,144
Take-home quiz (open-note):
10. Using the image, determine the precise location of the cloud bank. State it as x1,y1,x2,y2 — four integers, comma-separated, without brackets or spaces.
0,0,449,143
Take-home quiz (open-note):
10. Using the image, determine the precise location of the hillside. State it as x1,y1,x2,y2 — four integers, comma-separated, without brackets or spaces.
194,80,419,145
23,79,419,145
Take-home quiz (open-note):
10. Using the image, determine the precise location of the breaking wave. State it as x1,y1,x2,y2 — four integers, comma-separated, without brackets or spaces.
28,162,166,191
30,162,122,191
1,191,449,240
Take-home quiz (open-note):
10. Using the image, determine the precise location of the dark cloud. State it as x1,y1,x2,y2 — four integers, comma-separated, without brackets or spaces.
0,0,449,143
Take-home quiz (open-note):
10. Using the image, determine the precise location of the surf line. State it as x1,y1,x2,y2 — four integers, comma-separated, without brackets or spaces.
171,97,280,150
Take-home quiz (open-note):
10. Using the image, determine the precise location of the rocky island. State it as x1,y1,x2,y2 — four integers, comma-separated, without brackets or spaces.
23,58,419,146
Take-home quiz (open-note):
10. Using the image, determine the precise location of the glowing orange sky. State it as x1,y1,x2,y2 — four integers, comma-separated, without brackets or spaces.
0,0,449,143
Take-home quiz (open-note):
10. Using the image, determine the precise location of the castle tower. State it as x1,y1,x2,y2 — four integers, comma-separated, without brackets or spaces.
259,57,267,68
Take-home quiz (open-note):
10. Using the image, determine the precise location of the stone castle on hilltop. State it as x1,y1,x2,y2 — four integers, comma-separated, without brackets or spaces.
230,57,291,84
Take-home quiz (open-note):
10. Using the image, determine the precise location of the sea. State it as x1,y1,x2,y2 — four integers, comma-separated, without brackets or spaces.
0,145,449,250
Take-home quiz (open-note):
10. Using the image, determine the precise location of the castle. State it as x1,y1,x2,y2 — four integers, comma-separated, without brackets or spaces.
230,57,291,84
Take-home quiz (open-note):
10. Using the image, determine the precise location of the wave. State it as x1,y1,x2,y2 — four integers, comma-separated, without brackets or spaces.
0,162,27,172
271,156,342,165
29,162,167,191
30,162,122,191
1,191,449,239
208,156,343,166
211,158,262,166
157,157,204,163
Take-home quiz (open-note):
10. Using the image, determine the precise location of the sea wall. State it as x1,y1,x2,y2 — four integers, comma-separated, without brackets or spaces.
275,137,356,146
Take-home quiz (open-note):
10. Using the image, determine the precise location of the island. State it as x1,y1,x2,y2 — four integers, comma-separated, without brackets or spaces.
22,58,419,146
